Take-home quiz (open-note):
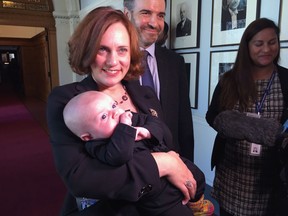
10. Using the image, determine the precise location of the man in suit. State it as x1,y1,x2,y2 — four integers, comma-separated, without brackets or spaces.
176,2,192,37
123,0,194,161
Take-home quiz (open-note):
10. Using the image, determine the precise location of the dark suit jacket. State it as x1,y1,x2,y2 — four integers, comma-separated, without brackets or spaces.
176,18,192,37
155,45,194,161
47,75,167,215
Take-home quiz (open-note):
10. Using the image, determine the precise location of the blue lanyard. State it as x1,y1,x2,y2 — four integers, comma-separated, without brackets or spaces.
282,119,288,133
255,71,276,115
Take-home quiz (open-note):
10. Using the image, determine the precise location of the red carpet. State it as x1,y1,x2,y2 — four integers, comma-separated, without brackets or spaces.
0,85,66,215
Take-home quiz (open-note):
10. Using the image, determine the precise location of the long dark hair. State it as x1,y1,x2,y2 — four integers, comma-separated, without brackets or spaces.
220,18,280,111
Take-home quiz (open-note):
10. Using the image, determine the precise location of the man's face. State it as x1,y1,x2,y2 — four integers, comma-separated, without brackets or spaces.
125,0,166,48
180,6,187,21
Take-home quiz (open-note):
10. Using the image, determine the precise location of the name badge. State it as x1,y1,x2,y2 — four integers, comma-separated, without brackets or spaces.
246,112,261,118
250,143,262,156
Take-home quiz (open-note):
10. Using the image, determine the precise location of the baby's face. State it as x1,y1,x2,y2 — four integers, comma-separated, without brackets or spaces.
90,93,125,139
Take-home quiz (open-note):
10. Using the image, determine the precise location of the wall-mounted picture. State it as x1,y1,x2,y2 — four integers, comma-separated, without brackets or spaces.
279,0,288,41
209,50,237,104
1,53,8,63
279,47,288,68
170,0,200,49
211,0,261,47
180,52,199,108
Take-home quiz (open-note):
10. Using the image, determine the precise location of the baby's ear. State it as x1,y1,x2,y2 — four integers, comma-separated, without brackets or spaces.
80,133,93,141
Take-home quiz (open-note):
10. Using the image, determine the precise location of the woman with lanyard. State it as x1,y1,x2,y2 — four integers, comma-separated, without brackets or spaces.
206,18,288,216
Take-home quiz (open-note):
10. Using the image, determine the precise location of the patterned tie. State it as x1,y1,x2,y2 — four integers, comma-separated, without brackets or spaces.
141,50,155,91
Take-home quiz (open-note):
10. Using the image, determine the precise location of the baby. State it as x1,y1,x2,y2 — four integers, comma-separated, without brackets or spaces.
63,91,214,216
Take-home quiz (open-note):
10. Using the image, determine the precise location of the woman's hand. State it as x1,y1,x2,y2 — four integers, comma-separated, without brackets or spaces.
151,151,196,205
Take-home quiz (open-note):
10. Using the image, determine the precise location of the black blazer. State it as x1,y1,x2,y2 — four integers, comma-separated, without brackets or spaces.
155,45,194,161
47,75,167,215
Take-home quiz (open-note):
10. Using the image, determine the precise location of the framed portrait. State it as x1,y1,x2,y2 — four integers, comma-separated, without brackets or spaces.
209,50,237,104
179,52,199,109
279,0,288,41
170,0,201,49
211,0,261,47
279,47,288,68
1,53,8,63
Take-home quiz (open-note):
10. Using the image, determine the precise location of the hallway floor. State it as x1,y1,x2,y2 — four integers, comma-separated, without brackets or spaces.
22,94,48,133
0,82,66,215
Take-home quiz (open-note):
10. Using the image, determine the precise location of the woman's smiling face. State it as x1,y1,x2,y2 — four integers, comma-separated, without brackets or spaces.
91,22,131,88
248,28,279,67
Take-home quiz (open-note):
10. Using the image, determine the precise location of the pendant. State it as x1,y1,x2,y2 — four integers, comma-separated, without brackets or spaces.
122,95,128,101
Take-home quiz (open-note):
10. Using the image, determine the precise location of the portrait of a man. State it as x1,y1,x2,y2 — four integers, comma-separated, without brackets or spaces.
221,0,247,30
176,2,192,37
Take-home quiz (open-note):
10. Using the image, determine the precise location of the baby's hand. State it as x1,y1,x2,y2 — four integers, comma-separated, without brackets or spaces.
119,110,132,126
135,127,151,141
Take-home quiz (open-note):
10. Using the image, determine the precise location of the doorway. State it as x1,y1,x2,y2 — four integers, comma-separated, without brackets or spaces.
0,0,59,101
0,30,52,101
0,46,23,94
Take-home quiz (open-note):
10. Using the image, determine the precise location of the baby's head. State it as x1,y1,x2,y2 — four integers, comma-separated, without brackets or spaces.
63,91,126,141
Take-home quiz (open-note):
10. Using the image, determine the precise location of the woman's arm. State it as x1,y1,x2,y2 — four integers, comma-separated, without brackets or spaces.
151,151,197,205
206,83,222,128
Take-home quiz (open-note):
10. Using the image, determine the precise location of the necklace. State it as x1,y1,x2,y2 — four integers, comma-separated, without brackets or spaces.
115,85,128,105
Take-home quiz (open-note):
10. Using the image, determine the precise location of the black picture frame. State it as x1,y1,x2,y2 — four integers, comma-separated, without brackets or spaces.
208,50,237,104
280,47,288,68
211,0,261,47
179,52,199,109
279,0,288,42
170,0,201,49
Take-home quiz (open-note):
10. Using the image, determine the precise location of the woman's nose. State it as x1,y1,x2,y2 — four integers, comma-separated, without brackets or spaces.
106,52,117,66
263,44,271,52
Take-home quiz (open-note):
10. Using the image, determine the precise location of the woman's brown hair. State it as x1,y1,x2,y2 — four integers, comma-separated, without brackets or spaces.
68,6,143,80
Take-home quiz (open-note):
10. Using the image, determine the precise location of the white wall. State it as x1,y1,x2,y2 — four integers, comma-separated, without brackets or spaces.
172,0,286,185
185,0,286,185
54,0,287,186
78,0,123,18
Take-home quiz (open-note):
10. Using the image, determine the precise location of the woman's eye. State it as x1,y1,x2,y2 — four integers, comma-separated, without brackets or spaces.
254,42,263,47
112,103,117,108
98,47,107,54
269,40,277,45
118,48,128,56
101,114,107,120
119,48,127,53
